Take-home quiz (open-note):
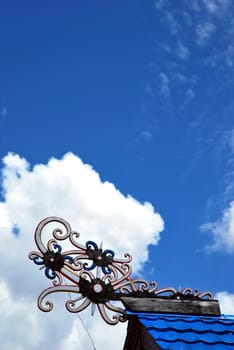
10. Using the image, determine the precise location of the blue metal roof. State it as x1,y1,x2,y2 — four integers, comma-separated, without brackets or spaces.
133,312,234,349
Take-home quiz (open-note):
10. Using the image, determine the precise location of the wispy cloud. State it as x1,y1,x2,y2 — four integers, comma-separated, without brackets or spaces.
145,82,155,98
183,88,195,107
196,22,216,46
139,130,153,142
178,88,196,111
203,48,222,68
161,43,172,54
202,0,232,16
185,88,195,99
131,128,155,147
171,72,187,83
182,11,193,27
201,200,234,253
176,40,190,60
152,0,233,112
1,107,7,118
155,0,168,11
164,11,180,35
231,129,234,154
203,44,234,70
201,129,234,253
189,0,201,12
202,0,220,14
159,72,170,98
225,45,234,67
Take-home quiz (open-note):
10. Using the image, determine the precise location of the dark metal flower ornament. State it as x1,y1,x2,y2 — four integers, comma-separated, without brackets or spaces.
32,244,74,279
84,241,115,274
29,217,215,325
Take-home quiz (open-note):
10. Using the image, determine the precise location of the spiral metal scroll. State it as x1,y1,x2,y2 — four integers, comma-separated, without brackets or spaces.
29,217,214,325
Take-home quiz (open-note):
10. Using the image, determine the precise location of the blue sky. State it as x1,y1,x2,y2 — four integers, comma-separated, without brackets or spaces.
0,0,234,348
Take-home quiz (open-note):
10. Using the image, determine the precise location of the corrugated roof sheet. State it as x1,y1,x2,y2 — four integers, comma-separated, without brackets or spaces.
135,312,234,349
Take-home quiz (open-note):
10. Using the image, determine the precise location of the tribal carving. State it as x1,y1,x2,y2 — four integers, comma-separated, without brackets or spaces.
29,217,214,325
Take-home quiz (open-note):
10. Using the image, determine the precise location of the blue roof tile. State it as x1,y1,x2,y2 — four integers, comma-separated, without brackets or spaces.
132,312,234,349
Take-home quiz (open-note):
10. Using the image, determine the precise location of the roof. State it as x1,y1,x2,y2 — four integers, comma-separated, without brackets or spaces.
130,312,234,349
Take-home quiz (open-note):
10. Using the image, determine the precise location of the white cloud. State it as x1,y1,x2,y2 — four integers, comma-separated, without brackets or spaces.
60,312,127,350
0,152,164,350
159,72,170,98
196,22,216,46
216,291,234,314
201,200,234,253
0,279,43,349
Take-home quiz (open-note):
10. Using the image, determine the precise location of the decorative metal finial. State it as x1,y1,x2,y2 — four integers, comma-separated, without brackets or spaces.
29,217,215,325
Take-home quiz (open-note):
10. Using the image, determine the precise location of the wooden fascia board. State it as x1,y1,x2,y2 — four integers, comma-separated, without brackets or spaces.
120,296,221,316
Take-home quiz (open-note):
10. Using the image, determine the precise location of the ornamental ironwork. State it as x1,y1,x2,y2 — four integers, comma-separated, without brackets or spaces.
29,217,214,325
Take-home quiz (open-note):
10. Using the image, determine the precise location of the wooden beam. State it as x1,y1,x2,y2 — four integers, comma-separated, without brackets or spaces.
120,297,221,316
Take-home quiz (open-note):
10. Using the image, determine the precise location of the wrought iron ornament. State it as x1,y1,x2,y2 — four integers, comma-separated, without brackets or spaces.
29,217,214,325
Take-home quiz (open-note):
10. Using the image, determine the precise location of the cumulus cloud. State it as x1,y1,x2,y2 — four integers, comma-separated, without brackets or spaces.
216,291,234,314
0,152,164,350
0,279,46,349
60,311,127,350
201,200,234,253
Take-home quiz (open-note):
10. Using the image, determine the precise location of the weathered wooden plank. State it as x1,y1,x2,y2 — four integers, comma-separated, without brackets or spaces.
120,297,221,316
